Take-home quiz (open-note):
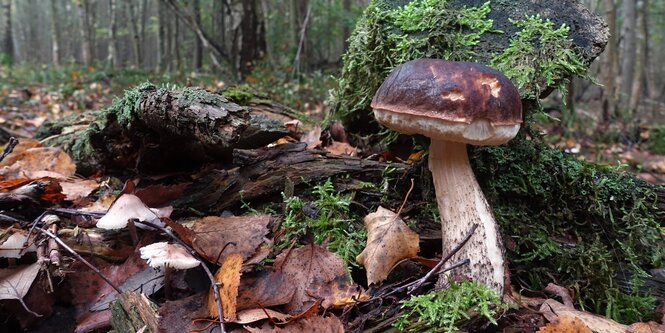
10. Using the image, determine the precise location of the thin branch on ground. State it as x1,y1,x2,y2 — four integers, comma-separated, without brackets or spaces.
0,137,18,163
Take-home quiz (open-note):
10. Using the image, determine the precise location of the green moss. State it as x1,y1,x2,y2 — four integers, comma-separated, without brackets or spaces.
490,14,586,99
278,179,367,268
330,0,495,127
105,82,154,128
222,84,256,105
393,280,507,332
471,134,664,323
646,126,665,155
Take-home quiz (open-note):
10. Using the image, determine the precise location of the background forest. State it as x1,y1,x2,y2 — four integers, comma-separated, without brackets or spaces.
1,0,664,150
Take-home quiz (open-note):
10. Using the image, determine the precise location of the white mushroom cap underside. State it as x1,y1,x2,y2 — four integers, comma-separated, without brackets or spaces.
139,242,200,269
374,108,520,145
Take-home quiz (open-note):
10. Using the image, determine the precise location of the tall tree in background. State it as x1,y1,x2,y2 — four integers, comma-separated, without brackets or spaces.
629,0,648,113
157,0,166,70
601,0,618,122
107,0,118,68
620,0,637,110
76,0,93,66
237,0,265,76
2,0,12,66
49,0,61,67
192,0,202,71
127,0,142,67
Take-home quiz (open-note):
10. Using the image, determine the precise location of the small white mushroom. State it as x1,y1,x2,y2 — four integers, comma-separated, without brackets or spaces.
96,194,165,230
139,242,200,298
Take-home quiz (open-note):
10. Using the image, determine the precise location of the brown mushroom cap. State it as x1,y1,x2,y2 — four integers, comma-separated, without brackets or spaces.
371,59,522,145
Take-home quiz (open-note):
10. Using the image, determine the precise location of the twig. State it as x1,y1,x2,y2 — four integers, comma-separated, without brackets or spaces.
35,226,122,294
135,220,226,333
394,178,414,218
0,137,18,163
407,224,478,295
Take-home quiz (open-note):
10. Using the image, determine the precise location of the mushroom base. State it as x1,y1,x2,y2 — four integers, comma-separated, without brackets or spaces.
429,139,505,294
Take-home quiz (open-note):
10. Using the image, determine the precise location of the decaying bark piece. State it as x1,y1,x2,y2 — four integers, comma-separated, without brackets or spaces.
171,142,409,213
109,291,159,333
36,84,289,175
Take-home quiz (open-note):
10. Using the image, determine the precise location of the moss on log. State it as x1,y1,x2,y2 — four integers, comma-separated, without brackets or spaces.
35,83,289,175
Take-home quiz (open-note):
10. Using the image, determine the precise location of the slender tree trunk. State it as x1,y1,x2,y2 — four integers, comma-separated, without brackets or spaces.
50,0,61,67
76,0,93,66
629,0,647,114
157,0,165,71
127,0,142,67
192,0,202,71
342,0,351,51
601,0,618,123
107,0,118,69
238,0,266,77
619,0,637,112
3,0,13,66
173,13,181,72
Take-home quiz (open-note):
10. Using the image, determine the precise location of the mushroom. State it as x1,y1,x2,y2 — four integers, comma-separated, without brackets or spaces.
139,241,200,299
371,58,522,294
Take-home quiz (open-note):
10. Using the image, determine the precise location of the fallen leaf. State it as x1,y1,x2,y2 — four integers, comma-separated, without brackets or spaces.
236,270,296,311
356,206,420,285
208,253,243,321
233,308,291,325
134,183,190,207
245,315,344,333
325,141,357,156
0,146,76,179
300,125,322,149
60,178,99,201
0,262,41,301
191,214,271,265
537,315,592,333
539,299,630,333
274,244,361,314
0,228,37,258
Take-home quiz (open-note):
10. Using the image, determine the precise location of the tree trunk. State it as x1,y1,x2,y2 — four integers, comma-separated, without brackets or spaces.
107,0,118,69
629,0,647,114
157,0,165,70
620,0,637,111
76,0,92,67
601,0,617,123
238,0,266,77
342,0,352,51
127,0,142,67
49,0,61,67
3,0,13,66
192,0,202,71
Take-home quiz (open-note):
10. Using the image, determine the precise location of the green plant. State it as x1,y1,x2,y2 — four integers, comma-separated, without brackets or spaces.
393,281,506,332
279,179,367,267
646,126,665,155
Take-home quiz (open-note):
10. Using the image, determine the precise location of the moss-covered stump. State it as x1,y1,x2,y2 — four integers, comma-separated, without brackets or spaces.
331,0,664,323
35,83,288,175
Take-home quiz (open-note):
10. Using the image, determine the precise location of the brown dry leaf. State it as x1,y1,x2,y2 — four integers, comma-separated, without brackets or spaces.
274,244,361,314
134,183,190,207
0,262,41,301
237,271,296,311
0,146,76,180
60,178,99,201
233,308,291,325
191,214,271,264
244,315,344,333
356,206,420,285
208,253,243,321
325,141,357,156
300,125,322,149
539,299,630,333
537,315,592,333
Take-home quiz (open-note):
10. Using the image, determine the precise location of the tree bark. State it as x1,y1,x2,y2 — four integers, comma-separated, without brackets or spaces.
238,0,266,77
192,0,202,71
127,0,142,67
3,0,13,66
601,0,618,123
49,0,61,67
620,0,637,110
629,0,647,114
76,0,93,67
107,0,118,69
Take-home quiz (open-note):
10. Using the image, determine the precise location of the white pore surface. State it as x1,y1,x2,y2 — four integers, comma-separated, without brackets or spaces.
374,108,520,145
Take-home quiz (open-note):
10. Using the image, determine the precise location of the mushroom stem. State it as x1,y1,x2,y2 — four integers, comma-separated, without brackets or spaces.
429,139,505,294
164,266,173,300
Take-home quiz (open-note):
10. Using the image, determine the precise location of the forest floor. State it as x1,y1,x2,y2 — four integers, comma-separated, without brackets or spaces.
1,67,665,332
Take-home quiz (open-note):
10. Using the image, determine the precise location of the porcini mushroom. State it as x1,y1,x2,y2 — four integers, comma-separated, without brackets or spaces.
139,241,200,298
371,58,522,294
